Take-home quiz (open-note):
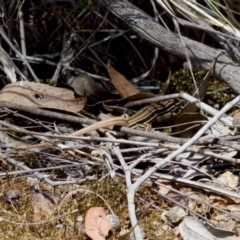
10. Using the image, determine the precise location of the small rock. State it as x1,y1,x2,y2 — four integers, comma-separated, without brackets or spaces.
165,206,187,224
5,189,22,203
107,214,120,231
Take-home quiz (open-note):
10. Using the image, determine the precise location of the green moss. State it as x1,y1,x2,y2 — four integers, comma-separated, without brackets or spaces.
0,173,184,239
169,68,233,109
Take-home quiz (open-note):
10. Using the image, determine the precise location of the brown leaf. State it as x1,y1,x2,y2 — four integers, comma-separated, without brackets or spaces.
85,207,113,240
117,229,131,240
174,112,208,137
0,82,86,113
65,72,115,100
102,92,155,115
107,60,139,98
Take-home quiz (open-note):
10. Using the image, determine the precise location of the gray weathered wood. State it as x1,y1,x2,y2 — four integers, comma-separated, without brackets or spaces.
96,0,240,94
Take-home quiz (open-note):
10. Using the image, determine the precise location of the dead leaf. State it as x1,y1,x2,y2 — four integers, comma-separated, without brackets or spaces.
217,171,239,189
179,216,236,239
0,82,86,113
117,229,131,240
85,207,113,240
107,60,139,98
174,112,208,137
64,71,115,100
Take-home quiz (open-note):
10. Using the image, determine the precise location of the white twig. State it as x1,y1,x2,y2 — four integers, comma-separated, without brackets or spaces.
0,28,39,82
126,95,240,240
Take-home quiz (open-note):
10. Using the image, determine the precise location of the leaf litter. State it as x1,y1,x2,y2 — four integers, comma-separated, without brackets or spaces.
0,1,239,240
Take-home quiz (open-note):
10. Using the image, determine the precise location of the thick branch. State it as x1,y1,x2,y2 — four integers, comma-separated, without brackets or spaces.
95,0,240,93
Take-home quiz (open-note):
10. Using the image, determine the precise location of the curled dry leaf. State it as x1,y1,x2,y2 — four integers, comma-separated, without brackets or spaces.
85,207,113,240
107,60,139,98
0,82,86,113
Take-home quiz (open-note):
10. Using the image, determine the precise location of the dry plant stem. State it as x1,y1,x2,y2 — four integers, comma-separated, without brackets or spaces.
0,119,47,144
96,0,240,93
188,194,240,220
18,0,27,77
79,137,158,147
124,92,232,126
102,133,144,236
74,6,111,62
0,94,235,146
0,101,238,151
161,143,240,164
102,132,121,174
177,18,240,41
120,146,155,153
51,33,76,84
75,34,106,69
131,0,159,83
153,188,210,221
123,93,180,108
3,107,58,133
150,183,238,220
51,117,128,152
100,148,115,173
126,95,240,240
166,160,235,189
0,209,78,226
111,140,142,236
0,101,96,125
160,0,201,103
172,0,240,61
6,0,16,49
25,117,128,152
0,28,38,82
129,148,168,169
0,124,160,148
89,5,149,70
180,92,232,126
152,187,240,221
8,124,239,152
133,168,240,202
0,163,84,177
103,135,165,239
0,152,90,186
19,55,110,81
120,127,240,151
87,8,132,47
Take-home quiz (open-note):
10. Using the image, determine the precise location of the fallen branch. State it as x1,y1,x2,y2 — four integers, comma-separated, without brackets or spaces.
95,0,240,93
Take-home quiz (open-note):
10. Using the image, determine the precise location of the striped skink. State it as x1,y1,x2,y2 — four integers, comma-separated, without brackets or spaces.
127,100,183,128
